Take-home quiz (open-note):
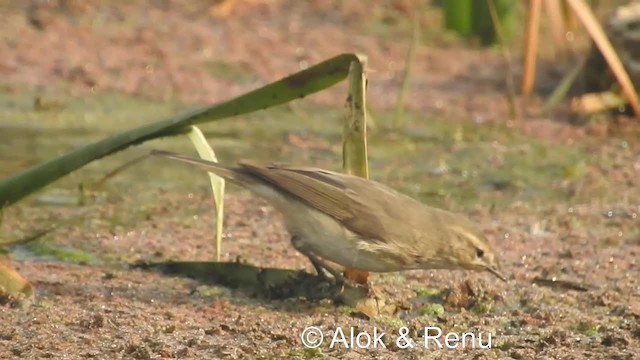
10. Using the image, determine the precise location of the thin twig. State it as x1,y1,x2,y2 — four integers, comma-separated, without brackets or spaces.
487,0,521,122
393,12,421,128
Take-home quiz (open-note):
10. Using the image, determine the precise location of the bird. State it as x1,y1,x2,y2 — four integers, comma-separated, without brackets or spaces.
152,149,506,285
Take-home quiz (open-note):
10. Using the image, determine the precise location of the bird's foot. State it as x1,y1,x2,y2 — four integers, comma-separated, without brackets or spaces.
303,253,370,291
290,237,376,296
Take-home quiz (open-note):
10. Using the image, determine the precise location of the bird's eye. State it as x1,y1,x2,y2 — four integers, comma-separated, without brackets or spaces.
475,248,484,258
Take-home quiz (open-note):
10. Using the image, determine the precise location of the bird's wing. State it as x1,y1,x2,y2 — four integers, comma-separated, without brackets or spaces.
239,163,353,219
239,163,388,240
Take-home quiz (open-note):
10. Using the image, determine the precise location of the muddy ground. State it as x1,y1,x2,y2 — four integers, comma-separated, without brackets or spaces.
1,1,639,359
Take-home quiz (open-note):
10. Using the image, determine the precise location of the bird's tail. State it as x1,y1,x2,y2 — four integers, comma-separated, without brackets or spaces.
151,149,249,183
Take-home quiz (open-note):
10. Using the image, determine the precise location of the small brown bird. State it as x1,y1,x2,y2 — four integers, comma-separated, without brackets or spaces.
152,150,506,283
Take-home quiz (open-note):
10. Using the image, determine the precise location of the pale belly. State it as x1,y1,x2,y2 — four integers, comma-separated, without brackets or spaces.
248,183,403,272
280,199,401,272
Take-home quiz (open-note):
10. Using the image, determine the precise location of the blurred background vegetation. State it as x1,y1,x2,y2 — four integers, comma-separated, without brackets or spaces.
1,0,639,304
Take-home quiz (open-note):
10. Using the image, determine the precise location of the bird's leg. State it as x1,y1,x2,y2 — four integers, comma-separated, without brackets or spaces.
305,252,332,281
290,236,375,295
290,236,346,284
307,252,348,284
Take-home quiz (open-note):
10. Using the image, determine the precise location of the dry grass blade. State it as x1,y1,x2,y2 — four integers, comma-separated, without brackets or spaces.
561,0,578,32
566,0,640,116
187,126,225,262
542,0,568,56
342,55,370,284
521,0,542,95
342,55,369,179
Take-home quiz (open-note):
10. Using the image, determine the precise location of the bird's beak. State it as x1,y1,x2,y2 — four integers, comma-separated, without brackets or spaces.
486,266,507,282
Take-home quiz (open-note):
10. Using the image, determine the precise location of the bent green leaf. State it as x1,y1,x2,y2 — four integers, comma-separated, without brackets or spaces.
0,53,362,208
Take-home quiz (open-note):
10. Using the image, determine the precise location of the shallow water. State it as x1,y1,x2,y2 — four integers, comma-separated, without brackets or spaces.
0,88,591,208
